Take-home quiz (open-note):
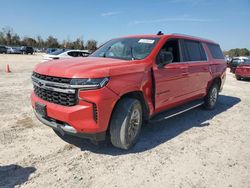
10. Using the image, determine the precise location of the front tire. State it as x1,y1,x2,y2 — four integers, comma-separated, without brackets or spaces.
110,98,142,150
236,75,241,80
204,83,219,110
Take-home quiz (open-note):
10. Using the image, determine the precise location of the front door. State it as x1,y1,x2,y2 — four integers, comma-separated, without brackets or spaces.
153,39,189,113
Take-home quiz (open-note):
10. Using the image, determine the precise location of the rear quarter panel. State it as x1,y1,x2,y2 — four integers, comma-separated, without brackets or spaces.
203,43,227,91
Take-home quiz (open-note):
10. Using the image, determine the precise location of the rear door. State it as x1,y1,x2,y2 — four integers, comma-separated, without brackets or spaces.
153,39,189,112
182,39,211,96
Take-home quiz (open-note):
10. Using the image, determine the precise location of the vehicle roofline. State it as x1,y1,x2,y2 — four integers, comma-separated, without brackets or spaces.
113,33,218,44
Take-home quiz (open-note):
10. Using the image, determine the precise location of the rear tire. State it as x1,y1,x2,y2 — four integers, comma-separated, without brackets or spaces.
110,98,142,150
204,83,219,110
236,75,241,80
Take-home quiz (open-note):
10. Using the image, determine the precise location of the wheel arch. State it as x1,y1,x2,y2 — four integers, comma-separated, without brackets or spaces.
207,76,222,92
107,91,150,134
213,77,222,88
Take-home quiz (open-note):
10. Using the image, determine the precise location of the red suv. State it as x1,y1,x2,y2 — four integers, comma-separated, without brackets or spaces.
31,33,226,149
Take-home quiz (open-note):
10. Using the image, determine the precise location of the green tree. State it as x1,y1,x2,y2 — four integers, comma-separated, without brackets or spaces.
0,31,6,44
36,35,44,48
12,34,21,46
3,27,14,45
45,36,60,48
86,39,97,51
22,37,37,47
239,48,250,56
228,48,250,57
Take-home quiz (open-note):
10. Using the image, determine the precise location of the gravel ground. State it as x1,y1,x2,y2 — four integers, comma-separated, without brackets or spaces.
0,54,249,188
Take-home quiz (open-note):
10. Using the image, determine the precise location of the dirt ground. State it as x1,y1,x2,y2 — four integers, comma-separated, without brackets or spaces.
0,54,249,188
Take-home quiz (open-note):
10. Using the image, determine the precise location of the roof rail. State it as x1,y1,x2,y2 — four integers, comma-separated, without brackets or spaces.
171,33,215,43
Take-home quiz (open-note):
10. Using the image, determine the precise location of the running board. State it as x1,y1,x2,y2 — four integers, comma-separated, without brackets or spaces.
150,99,204,122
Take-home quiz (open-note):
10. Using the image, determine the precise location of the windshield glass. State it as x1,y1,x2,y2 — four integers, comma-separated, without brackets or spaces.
232,59,244,64
90,38,159,60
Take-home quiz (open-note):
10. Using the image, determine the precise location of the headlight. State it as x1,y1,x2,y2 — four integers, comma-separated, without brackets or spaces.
70,77,109,90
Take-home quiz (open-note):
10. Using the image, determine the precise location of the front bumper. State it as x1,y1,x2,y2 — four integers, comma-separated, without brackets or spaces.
34,111,106,141
31,86,119,137
235,71,250,78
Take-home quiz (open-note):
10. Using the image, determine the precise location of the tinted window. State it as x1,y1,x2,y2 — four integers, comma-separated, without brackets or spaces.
232,59,242,64
51,49,67,55
159,39,181,62
207,43,224,59
67,51,79,57
79,52,89,57
184,40,207,61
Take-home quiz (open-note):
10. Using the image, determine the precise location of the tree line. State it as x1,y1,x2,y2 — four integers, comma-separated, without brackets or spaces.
223,48,250,57
1,27,249,55
0,27,97,51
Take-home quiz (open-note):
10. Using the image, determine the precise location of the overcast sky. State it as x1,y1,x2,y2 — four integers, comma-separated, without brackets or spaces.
0,0,250,50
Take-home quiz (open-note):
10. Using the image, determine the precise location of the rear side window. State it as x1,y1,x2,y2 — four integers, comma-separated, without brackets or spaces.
67,51,79,57
183,40,207,61
207,43,224,59
79,52,89,57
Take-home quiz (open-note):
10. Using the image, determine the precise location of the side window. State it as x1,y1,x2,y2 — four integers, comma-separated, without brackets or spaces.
160,39,181,62
207,43,224,59
67,51,78,57
184,40,207,61
80,52,89,57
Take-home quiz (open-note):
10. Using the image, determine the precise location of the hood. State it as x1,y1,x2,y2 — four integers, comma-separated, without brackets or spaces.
34,57,148,78
43,54,59,58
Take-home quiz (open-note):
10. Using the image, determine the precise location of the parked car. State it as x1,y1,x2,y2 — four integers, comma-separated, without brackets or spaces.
31,33,226,149
7,47,22,54
20,46,34,54
34,48,43,53
225,56,232,67
46,48,58,54
0,45,7,54
229,56,249,73
42,49,90,62
235,59,250,80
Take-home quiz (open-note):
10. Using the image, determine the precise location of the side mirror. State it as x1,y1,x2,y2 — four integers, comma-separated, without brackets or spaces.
157,51,173,68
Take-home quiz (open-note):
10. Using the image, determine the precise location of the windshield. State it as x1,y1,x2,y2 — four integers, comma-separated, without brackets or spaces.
90,38,159,60
232,59,244,65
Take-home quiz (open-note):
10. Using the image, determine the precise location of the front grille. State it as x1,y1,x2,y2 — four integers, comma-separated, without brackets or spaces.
32,72,71,84
34,85,76,106
32,72,77,106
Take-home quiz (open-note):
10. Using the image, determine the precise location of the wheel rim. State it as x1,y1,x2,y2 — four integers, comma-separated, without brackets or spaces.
210,87,218,106
127,108,141,142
